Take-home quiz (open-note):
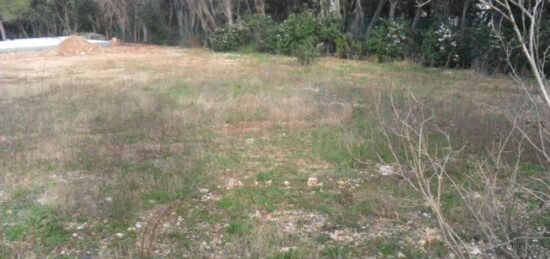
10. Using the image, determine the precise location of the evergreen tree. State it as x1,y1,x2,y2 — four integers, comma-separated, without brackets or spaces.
0,0,31,40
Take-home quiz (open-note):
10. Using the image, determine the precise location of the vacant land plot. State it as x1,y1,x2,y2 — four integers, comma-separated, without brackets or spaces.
0,45,547,258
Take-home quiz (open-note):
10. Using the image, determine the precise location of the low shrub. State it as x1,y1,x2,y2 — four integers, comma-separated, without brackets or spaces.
294,36,322,65
318,15,344,53
420,22,461,67
460,26,504,72
368,19,414,62
276,11,319,55
336,33,365,59
242,14,278,53
209,20,250,51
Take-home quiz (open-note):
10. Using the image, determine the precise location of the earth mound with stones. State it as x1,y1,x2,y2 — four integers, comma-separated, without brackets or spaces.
56,35,100,56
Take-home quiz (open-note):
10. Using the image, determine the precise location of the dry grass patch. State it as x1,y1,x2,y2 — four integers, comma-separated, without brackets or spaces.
1,45,542,258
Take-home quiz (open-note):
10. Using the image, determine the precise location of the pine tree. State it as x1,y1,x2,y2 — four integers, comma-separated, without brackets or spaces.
0,0,31,40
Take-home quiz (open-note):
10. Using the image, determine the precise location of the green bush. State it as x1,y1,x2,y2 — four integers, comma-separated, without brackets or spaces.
209,20,251,51
276,11,319,55
460,26,504,72
336,33,365,59
420,22,461,67
209,11,344,62
243,14,278,52
318,15,344,53
368,19,414,62
294,36,322,65
210,12,325,56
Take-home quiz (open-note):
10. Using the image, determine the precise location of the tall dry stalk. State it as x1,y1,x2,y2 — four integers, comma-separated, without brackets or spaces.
482,0,550,109
376,92,549,258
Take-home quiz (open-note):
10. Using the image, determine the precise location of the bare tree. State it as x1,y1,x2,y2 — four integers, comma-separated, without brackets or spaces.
481,0,550,109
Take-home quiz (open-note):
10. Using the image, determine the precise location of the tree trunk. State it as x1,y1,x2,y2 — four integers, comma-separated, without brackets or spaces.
320,0,342,18
365,0,387,45
434,0,449,21
411,6,422,31
351,0,364,37
0,20,7,41
460,0,472,30
389,0,400,20
255,0,265,15
17,22,29,38
223,0,234,25
330,0,341,18
143,23,148,43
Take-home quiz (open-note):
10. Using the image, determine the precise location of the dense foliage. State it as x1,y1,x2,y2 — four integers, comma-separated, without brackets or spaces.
368,19,413,62
420,21,461,67
0,0,548,71
209,12,340,57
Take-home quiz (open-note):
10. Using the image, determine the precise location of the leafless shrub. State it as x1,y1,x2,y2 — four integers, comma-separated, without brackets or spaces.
376,92,549,258
482,0,550,108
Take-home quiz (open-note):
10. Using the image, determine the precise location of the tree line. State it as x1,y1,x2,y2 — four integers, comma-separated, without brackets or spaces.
0,0,548,73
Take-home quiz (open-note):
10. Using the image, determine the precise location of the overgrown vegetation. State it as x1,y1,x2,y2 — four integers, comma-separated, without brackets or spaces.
1,0,548,72
1,46,548,258
1,0,549,258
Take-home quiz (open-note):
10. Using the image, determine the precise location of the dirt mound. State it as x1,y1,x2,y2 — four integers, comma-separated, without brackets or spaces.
57,35,100,56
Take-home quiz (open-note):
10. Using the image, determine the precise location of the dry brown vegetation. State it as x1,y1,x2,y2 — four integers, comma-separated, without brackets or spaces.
0,45,548,258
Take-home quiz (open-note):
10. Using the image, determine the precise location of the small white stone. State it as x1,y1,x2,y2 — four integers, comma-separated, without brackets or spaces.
135,223,143,229
397,252,406,258
115,233,124,238
37,197,47,206
307,177,319,187
280,247,294,252
378,164,395,176
283,181,290,187
105,197,113,202
469,246,481,255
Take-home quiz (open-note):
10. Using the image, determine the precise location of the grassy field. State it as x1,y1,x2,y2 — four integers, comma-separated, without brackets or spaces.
0,46,548,258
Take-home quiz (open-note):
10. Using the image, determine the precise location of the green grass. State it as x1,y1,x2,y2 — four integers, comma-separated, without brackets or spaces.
322,245,354,258
0,193,70,252
0,48,546,258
